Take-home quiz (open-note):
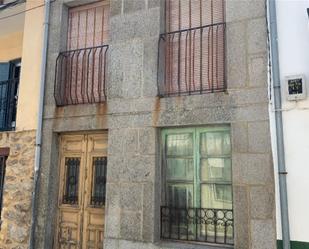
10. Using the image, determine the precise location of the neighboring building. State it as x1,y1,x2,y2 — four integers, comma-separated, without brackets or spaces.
269,0,309,248
33,1,277,249
0,0,45,248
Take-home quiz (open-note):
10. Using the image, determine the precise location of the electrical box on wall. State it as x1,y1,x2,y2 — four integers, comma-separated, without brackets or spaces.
285,75,307,101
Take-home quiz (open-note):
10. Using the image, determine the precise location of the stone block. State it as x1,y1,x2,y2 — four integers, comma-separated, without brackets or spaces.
250,185,275,219
247,18,267,54
120,211,142,241
120,183,142,210
124,155,156,182
226,22,248,89
231,122,248,153
105,207,121,239
230,87,268,106
232,104,269,122
142,182,154,242
232,153,273,185
111,0,123,16
148,0,160,9
106,183,120,208
143,38,159,97
226,0,265,22
249,55,267,87
138,127,156,155
248,121,271,153
104,238,119,249
251,219,276,249
110,9,160,42
124,0,145,13
107,44,125,98
232,185,250,249
123,129,139,154
107,155,126,182
108,129,125,155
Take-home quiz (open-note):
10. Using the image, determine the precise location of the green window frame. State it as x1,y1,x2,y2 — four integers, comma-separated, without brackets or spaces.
161,126,232,209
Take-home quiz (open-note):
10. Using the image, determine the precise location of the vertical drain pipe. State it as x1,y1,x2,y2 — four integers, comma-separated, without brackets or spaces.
29,0,50,248
268,0,291,249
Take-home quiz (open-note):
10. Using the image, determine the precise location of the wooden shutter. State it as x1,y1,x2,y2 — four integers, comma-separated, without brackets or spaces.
160,0,225,96
67,1,109,50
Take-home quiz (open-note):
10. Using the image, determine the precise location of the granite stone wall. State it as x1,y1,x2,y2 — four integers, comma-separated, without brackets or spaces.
0,130,36,249
34,0,276,249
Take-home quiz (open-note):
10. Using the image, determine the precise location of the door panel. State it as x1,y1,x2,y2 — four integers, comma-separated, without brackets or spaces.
56,133,107,249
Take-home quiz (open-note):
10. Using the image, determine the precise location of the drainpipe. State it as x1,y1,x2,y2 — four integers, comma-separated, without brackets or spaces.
29,0,50,248
268,1,291,249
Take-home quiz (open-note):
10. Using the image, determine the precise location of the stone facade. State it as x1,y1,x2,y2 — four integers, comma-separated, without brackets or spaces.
0,130,36,249
34,1,276,249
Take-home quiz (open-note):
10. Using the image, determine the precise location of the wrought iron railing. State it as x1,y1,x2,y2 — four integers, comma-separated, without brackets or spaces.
0,78,19,131
54,45,108,106
161,206,233,245
158,23,226,97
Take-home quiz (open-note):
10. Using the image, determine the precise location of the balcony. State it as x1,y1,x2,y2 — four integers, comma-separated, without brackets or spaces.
158,23,226,97
54,45,108,106
0,78,19,131
161,206,233,245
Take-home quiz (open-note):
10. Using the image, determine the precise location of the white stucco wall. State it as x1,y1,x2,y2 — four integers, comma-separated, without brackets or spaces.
270,0,309,243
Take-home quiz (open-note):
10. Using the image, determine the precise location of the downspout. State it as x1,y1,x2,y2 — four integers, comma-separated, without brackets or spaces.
268,1,291,249
29,0,50,248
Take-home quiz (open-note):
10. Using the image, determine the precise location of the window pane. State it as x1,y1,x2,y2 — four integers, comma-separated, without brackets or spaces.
201,184,232,209
168,184,193,208
167,158,194,181
201,158,231,182
166,133,193,156
200,132,231,156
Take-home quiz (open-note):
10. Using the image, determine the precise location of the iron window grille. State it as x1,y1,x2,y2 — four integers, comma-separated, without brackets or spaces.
0,78,19,131
158,0,226,97
54,1,109,106
90,157,107,206
63,157,80,205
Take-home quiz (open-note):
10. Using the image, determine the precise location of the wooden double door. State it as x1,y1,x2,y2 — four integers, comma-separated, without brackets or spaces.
55,133,108,249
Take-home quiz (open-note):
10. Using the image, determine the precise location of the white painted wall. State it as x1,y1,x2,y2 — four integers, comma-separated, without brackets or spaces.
270,0,309,243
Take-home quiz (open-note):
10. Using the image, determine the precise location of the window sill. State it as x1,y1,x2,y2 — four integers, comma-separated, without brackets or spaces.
158,240,233,249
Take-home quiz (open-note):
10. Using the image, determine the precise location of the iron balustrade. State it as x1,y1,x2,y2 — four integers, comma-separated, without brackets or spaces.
161,206,233,245
54,45,108,106
0,78,19,131
158,23,226,97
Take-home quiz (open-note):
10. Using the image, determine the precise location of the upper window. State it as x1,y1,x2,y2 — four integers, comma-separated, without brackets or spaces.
158,0,226,97
54,1,109,106
0,60,20,131
161,127,233,245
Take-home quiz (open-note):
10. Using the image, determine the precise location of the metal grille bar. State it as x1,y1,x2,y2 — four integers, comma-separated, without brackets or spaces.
0,78,19,130
0,156,7,220
161,206,233,245
54,45,108,106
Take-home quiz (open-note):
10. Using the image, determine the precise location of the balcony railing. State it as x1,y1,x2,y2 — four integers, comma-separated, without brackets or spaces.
0,78,19,131
54,45,108,106
161,206,233,245
158,23,226,97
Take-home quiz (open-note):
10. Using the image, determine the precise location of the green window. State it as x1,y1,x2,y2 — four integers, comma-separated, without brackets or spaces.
161,126,233,244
